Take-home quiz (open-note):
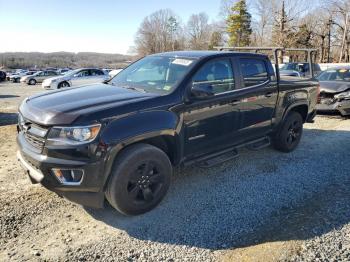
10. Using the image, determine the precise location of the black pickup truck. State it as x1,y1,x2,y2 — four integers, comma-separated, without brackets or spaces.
17,51,319,215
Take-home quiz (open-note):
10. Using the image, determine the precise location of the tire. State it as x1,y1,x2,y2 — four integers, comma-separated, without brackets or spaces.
28,79,36,85
106,143,172,216
58,81,70,89
273,111,303,153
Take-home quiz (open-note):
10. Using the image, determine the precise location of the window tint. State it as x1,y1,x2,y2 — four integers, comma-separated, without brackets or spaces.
240,58,268,87
91,69,105,76
192,59,234,94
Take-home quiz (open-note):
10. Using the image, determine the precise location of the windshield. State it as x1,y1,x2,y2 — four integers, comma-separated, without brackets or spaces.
317,68,350,81
108,56,195,94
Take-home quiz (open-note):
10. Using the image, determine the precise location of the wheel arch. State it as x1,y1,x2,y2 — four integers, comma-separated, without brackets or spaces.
283,102,309,123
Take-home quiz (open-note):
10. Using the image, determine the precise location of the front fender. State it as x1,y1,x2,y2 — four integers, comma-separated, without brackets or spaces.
100,110,180,187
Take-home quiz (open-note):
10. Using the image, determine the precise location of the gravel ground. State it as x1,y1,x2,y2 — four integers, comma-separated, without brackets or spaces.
0,82,350,261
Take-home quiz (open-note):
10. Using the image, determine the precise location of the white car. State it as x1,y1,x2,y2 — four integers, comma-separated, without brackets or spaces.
42,68,109,89
108,69,123,78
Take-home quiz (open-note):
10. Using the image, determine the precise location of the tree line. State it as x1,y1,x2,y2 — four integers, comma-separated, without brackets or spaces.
134,0,350,63
0,52,131,70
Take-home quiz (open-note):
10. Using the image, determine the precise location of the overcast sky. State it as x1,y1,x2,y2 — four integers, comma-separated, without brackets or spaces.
0,0,223,54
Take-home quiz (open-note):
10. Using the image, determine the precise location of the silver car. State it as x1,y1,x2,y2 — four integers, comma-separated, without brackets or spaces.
21,70,58,85
42,68,109,89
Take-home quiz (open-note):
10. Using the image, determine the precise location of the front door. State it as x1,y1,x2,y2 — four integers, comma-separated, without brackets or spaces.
183,57,239,158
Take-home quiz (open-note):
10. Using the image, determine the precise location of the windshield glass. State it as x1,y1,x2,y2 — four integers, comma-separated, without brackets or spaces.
317,68,350,81
108,56,196,94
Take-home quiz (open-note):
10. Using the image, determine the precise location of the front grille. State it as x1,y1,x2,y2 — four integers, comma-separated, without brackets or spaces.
19,114,48,152
24,132,45,151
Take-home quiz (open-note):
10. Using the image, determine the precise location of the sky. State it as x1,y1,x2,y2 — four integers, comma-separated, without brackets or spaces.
0,0,223,54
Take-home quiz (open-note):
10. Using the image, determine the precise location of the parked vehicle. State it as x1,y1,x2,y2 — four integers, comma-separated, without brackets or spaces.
109,69,123,78
9,71,36,83
280,63,322,77
57,68,72,75
316,66,350,116
17,51,318,215
0,71,6,82
42,68,109,89
21,70,59,85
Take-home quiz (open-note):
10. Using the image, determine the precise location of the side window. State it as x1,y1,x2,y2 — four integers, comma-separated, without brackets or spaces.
76,70,90,77
192,58,234,94
239,58,269,88
91,69,104,76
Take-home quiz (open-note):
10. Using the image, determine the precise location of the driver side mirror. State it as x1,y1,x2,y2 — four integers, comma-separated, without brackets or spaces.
191,83,215,99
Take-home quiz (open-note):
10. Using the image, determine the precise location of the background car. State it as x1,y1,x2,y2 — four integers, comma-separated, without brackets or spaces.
57,68,72,75
0,71,6,82
316,66,350,116
42,68,109,89
8,70,36,83
108,69,123,78
20,70,59,85
280,63,322,77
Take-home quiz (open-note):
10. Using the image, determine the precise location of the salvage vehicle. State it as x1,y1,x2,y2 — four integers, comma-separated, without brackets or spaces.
21,70,59,85
280,62,322,78
17,50,318,215
316,66,350,116
42,68,109,89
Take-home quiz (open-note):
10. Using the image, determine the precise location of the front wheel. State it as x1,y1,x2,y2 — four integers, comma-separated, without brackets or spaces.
28,79,36,85
58,81,70,88
273,111,303,152
106,143,172,216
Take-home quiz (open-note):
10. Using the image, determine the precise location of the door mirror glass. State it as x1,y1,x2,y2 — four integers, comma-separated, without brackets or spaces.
191,83,215,99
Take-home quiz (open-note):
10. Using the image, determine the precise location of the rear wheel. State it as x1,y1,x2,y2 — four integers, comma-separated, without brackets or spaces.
58,81,70,88
28,79,36,85
273,111,303,152
106,143,172,216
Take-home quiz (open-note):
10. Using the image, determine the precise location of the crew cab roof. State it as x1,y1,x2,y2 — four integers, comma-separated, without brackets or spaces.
152,50,268,60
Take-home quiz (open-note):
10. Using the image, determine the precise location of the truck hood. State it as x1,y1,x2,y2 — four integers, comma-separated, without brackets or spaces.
319,81,350,93
19,83,157,125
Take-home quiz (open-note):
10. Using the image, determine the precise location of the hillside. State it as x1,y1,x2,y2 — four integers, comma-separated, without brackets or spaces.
0,52,133,69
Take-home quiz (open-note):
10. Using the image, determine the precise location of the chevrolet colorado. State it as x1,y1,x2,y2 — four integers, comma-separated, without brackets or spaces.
17,51,319,215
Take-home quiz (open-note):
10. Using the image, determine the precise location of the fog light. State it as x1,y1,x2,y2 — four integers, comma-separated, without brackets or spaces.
51,169,84,185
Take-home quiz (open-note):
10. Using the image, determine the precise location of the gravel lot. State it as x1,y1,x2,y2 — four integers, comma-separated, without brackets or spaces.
0,82,350,261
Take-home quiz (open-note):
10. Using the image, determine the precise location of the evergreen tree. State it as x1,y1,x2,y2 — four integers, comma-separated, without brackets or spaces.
226,0,252,47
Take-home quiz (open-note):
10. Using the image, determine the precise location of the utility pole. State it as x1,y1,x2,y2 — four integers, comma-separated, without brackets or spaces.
339,13,349,63
327,17,332,63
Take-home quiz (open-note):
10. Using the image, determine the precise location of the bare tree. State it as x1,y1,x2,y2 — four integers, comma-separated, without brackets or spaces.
186,13,212,49
135,9,184,56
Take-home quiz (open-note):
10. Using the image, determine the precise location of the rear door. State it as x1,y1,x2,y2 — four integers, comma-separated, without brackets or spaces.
90,69,107,83
71,69,91,86
234,57,278,139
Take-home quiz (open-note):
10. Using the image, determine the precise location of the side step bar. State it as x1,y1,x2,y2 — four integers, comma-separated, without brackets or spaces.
188,136,271,168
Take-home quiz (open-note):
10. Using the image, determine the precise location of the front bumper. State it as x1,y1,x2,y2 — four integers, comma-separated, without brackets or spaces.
316,99,350,116
17,133,106,208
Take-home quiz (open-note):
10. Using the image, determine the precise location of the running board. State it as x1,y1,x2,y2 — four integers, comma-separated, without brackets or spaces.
197,148,239,168
245,137,270,150
186,136,271,168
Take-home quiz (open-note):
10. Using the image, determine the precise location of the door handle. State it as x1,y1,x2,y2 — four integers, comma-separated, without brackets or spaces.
265,92,273,98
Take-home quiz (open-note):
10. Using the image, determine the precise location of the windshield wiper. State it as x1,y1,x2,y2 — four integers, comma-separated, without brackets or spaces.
122,86,146,93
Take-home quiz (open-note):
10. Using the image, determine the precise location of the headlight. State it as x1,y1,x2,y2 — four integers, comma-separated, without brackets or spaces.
51,79,57,83
334,91,350,99
47,124,101,145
